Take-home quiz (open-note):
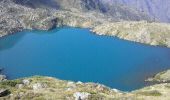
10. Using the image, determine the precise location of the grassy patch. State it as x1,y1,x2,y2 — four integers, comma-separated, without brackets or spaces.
137,90,162,96
0,79,22,87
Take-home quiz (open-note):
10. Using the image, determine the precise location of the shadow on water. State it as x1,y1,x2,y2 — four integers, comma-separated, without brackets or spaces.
32,27,65,35
0,27,64,51
0,32,26,51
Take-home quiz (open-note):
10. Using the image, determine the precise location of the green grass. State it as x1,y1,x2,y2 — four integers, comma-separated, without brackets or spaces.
0,79,22,87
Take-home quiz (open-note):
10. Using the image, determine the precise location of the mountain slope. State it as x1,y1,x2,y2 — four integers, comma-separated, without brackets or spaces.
113,0,170,23
12,0,152,21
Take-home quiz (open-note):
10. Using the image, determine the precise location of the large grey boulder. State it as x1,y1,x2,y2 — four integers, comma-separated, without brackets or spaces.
73,92,91,100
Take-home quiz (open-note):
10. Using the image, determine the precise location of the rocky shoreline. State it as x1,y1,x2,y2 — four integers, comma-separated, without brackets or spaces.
1,0,170,48
0,73,169,100
92,21,170,48
0,0,110,37
0,66,170,100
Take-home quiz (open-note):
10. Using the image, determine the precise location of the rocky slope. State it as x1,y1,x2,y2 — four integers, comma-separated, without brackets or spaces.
92,21,170,47
0,0,110,37
12,0,151,21
1,0,170,48
1,0,170,99
113,0,170,23
0,76,170,100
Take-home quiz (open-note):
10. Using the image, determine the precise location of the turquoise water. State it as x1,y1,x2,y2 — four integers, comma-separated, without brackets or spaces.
1,27,170,91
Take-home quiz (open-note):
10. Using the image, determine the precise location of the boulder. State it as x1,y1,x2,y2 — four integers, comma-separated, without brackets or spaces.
15,84,24,89
0,89,10,97
76,81,83,85
73,92,91,100
32,83,47,90
22,79,30,85
0,75,7,82
67,82,76,88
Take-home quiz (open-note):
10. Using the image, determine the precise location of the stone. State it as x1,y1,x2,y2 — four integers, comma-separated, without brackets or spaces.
73,92,91,100
32,83,47,90
76,81,83,85
0,75,6,81
22,79,30,85
67,82,76,88
0,89,9,97
15,84,24,89
66,87,73,91
96,84,108,91
112,89,119,93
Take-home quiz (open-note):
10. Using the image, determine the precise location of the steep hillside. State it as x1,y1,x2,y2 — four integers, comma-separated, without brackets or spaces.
114,0,170,23
92,21,170,47
12,0,152,21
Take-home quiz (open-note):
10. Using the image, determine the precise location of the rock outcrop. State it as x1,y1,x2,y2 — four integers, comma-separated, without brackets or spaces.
0,89,9,97
0,75,7,82
146,70,170,83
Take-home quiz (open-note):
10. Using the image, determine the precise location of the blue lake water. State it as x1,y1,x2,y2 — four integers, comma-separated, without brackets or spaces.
1,27,170,91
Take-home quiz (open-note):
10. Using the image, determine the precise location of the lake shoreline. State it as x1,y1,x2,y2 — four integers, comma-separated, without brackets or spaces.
1,1,170,48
